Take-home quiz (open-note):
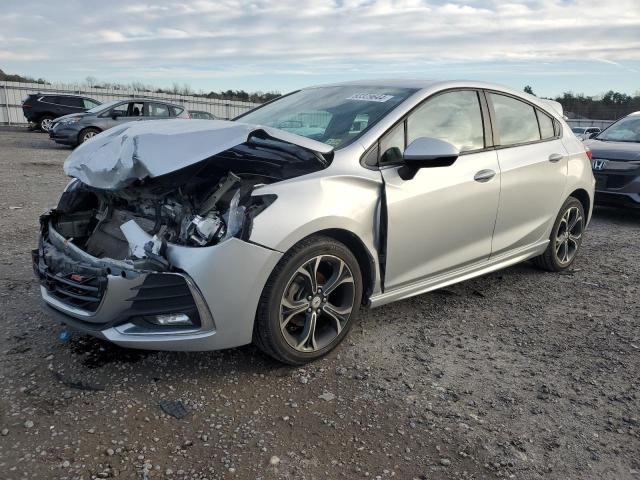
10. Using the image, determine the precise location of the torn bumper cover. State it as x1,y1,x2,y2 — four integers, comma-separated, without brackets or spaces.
33,214,282,351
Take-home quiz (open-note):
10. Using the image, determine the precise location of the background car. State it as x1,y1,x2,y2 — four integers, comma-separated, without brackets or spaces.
49,98,190,146
188,110,216,120
571,126,601,140
584,111,640,208
21,93,101,132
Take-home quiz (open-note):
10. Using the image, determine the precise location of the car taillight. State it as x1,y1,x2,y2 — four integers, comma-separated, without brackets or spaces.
22,104,32,108
585,147,593,161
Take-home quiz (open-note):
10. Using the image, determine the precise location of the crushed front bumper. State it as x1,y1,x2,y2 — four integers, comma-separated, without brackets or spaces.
33,214,282,351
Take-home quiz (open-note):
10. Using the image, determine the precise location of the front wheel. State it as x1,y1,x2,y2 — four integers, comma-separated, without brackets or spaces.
254,235,362,365
533,196,586,271
78,128,100,145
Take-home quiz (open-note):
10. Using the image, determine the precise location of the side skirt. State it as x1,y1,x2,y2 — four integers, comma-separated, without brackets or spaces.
368,240,548,308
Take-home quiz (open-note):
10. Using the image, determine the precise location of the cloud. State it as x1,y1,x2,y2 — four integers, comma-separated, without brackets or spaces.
0,0,638,94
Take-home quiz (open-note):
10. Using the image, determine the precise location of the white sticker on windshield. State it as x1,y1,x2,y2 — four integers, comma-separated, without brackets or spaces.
346,93,394,103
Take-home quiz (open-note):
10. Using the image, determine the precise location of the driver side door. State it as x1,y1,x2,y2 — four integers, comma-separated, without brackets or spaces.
381,89,501,290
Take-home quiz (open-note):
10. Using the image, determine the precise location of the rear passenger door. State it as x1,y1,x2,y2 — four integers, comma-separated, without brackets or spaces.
487,92,567,256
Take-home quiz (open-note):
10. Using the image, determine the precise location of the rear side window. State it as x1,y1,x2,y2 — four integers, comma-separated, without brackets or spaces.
536,110,555,139
83,98,100,109
43,96,61,104
58,97,84,108
407,90,484,152
170,106,184,117
148,103,170,117
490,93,540,146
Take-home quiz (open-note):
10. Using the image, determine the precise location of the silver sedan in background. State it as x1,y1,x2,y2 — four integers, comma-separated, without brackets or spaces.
33,80,595,364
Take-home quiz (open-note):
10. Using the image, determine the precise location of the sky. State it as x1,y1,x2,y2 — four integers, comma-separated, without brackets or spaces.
1,0,639,97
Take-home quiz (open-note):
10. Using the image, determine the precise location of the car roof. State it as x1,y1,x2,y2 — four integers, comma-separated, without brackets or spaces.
303,79,564,118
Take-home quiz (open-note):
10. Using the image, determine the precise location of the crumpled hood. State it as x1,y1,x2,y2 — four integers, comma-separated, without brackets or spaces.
584,139,640,162
63,119,334,190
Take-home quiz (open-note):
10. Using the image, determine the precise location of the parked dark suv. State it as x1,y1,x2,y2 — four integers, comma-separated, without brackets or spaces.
22,94,101,132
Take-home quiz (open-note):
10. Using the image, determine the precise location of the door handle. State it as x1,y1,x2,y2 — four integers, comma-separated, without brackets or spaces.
474,169,496,183
548,153,564,163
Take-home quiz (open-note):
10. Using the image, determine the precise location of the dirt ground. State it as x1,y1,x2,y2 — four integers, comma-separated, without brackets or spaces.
0,126,638,480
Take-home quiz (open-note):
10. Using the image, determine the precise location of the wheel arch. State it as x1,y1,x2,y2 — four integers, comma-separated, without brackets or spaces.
77,126,102,144
568,188,591,222
295,228,376,304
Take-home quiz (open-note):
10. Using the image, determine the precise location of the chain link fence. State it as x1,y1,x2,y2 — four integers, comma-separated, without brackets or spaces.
0,80,261,125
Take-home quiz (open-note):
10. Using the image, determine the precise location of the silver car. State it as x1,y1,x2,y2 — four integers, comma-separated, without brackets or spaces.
33,80,595,364
49,98,190,146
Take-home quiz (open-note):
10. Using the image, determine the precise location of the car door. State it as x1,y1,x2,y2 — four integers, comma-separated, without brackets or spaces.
487,92,567,256
381,89,501,290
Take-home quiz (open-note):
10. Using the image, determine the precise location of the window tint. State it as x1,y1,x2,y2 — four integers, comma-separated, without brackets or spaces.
83,98,100,109
536,110,555,139
407,90,484,152
379,121,405,165
490,93,540,145
148,103,170,117
58,96,83,108
111,103,129,116
43,96,61,104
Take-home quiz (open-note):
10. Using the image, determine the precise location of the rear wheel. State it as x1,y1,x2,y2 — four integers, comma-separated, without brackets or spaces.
39,115,54,132
254,235,362,365
78,128,100,145
533,196,585,271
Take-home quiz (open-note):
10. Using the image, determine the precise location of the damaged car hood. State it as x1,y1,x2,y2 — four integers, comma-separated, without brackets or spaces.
63,119,334,190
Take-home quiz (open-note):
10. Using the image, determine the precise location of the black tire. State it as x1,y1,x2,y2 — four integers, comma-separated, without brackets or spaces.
38,115,54,132
533,196,586,272
253,235,363,365
78,127,100,145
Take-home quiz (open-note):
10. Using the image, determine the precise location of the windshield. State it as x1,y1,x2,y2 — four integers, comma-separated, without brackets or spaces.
237,86,418,148
597,116,640,142
87,100,121,114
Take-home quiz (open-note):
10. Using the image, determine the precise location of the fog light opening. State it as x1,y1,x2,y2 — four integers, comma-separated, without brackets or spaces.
145,313,194,326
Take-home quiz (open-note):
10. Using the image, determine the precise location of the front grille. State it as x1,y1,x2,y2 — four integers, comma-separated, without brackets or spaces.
126,274,200,326
606,175,636,189
43,271,106,312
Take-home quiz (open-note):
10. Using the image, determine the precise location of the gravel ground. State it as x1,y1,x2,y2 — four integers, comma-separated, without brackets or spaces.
0,127,638,480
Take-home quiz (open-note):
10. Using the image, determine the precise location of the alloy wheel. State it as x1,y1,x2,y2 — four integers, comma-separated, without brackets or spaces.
40,118,53,132
279,255,355,352
555,206,583,265
83,131,97,142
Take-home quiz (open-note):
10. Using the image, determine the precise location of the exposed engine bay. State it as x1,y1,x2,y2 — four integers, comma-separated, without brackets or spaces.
45,134,331,273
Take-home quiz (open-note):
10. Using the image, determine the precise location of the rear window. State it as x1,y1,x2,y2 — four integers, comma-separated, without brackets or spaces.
490,93,540,146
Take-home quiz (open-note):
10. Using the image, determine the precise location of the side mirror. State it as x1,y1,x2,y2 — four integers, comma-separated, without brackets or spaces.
111,110,122,120
399,137,459,180
588,132,599,139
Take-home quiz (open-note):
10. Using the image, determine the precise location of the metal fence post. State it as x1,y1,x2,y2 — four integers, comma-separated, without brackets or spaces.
4,84,10,125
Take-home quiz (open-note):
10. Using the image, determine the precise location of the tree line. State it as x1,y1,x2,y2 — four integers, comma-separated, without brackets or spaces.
525,85,640,120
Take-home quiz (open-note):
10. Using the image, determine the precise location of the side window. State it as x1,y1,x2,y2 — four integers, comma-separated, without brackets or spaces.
111,102,130,117
170,106,184,117
131,102,144,116
43,96,61,105
148,103,170,117
536,109,555,139
379,121,405,165
83,98,100,109
407,90,484,152
490,93,540,146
